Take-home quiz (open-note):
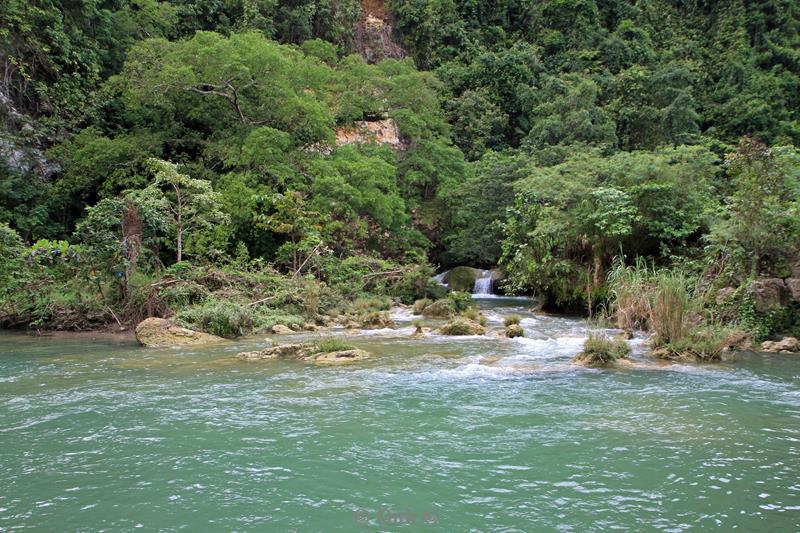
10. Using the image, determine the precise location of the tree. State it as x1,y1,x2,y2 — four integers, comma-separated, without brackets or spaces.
707,138,800,275
142,159,228,262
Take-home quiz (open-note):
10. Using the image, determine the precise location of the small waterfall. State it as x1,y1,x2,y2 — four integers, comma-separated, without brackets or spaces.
473,270,494,295
432,272,448,288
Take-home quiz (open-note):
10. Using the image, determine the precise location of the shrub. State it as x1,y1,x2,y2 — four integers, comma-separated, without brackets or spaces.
447,291,474,313
503,314,521,326
313,338,356,353
253,309,306,332
574,333,631,366
176,299,254,337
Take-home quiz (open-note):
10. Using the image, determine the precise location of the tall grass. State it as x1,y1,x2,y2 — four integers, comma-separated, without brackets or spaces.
606,258,692,347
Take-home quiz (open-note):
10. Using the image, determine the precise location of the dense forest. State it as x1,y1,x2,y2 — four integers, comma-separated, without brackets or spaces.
1,0,799,353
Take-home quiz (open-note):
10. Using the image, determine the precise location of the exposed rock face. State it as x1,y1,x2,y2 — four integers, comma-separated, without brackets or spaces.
271,324,294,334
335,119,402,149
353,0,405,63
236,343,372,364
761,337,800,353
439,318,485,336
135,318,223,347
749,279,788,312
786,279,800,302
715,287,736,305
505,324,524,338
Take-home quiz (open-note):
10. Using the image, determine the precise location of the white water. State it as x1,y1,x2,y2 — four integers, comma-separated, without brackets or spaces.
473,270,494,295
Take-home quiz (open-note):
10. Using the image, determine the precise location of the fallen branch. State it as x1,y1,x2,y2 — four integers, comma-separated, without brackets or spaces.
247,295,278,307
105,306,123,328
293,243,323,279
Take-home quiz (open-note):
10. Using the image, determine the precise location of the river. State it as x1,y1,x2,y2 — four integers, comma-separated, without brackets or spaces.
1,296,799,530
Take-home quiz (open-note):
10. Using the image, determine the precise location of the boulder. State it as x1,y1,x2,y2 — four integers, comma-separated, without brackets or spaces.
761,337,800,353
446,267,479,292
715,287,736,305
505,324,524,338
749,279,788,313
785,278,800,302
135,317,224,348
359,311,395,329
237,343,315,361
439,318,485,336
271,324,294,334
307,349,371,364
421,299,455,318
236,342,372,364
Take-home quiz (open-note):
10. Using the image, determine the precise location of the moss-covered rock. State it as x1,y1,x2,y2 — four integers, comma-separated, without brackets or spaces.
505,324,524,338
135,317,224,347
422,299,456,318
307,349,371,364
446,266,479,292
236,341,371,364
439,318,485,336
359,311,395,329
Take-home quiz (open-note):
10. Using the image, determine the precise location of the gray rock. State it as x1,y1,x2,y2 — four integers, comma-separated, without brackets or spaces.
715,287,736,305
749,278,788,313
761,337,800,353
785,278,800,302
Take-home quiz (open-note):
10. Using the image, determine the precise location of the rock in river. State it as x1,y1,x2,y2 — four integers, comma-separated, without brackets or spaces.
237,343,371,364
135,318,224,348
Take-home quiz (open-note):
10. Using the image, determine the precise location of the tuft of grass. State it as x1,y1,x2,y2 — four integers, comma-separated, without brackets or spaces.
313,338,356,354
575,333,631,365
478,314,488,327
461,307,479,320
352,296,391,313
503,314,521,327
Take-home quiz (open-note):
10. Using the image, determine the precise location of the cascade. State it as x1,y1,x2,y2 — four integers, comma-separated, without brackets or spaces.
472,270,494,295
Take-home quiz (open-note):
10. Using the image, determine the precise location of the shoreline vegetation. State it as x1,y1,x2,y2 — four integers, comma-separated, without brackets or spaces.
1,1,799,362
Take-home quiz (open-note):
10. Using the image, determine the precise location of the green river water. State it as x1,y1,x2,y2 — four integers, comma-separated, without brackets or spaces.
1,297,799,531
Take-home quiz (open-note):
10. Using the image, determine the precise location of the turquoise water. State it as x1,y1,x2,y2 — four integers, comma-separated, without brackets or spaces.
1,298,799,531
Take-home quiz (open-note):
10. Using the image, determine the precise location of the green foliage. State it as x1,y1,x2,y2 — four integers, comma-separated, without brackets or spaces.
500,147,717,309
176,299,254,338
